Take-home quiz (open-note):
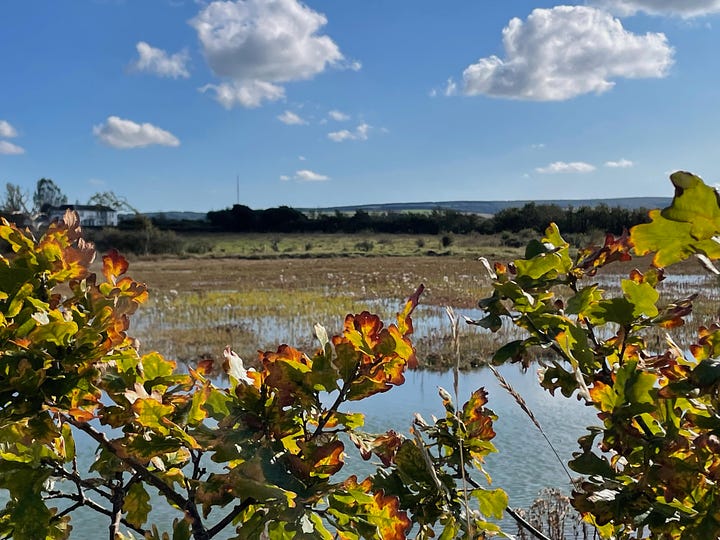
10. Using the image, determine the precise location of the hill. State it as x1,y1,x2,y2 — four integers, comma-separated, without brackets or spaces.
308,197,671,215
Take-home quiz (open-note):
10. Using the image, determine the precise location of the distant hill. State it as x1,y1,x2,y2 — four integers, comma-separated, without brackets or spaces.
309,197,671,216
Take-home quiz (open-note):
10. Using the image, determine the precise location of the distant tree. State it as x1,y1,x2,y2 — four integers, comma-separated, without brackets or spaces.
87,190,138,213
33,178,67,213
0,183,29,213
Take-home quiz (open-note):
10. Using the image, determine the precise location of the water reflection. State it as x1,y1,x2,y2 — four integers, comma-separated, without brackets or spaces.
354,365,597,510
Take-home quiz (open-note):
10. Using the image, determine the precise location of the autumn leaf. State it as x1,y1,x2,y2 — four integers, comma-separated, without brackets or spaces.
395,284,424,336
102,248,129,284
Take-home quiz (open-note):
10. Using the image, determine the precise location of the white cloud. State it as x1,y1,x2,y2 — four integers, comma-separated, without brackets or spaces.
295,169,329,181
531,143,545,149
328,130,353,142
132,42,190,79
298,155,306,161
593,0,720,17
93,116,180,149
199,80,284,109
328,110,350,121
328,123,370,142
0,141,25,155
277,110,306,125
279,175,291,181
0,120,18,138
191,0,346,108
605,158,634,168
457,6,673,101
536,161,596,174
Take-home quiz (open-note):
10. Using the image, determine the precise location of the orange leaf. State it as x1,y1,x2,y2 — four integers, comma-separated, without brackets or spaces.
395,284,424,336
102,249,129,284
68,408,95,422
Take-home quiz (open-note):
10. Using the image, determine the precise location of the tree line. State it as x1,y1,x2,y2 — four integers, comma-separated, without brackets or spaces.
205,202,650,235
2,178,651,236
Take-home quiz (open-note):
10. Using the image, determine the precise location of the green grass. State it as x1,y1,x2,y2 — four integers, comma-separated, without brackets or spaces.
169,231,526,259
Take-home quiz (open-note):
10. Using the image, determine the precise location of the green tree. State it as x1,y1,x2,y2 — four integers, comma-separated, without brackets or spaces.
33,177,68,213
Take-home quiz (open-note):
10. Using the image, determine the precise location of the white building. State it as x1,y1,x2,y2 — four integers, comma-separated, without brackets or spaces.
48,205,118,227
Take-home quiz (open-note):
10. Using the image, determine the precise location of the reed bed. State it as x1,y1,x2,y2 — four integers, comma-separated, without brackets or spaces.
125,255,720,371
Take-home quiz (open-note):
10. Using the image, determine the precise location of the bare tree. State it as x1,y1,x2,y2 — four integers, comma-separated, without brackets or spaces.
87,191,138,214
0,183,29,213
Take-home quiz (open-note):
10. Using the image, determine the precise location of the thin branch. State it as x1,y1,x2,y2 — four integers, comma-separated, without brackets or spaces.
61,414,211,540
206,498,255,539
44,460,113,501
45,491,148,537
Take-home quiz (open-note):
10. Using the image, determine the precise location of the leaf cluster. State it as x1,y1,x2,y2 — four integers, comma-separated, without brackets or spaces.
476,171,720,538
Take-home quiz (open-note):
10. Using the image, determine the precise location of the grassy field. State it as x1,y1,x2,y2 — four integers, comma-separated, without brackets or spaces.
122,230,717,375
170,230,574,259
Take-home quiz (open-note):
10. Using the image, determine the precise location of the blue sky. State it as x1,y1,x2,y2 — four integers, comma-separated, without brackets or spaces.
1,0,720,212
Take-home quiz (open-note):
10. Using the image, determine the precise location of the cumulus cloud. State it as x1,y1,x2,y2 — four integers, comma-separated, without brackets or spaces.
328,110,350,121
0,120,18,138
605,158,634,168
0,141,24,155
295,169,329,181
455,6,673,101
191,0,350,108
536,161,596,174
131,42,190,78
328,123,370,142
93,116,180,149
277,110,306,125
593,0,720,17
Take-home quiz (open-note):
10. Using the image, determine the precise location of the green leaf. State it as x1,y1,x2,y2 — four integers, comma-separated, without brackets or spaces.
662,171,720,239
202,388,232,420
123,482,151,528
9,491,52,540
141,352,176,381
472,488,508,520
621,279,659,318
568,450,616,478
27,319,78,347
631,172,720,266
132,398,174,433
